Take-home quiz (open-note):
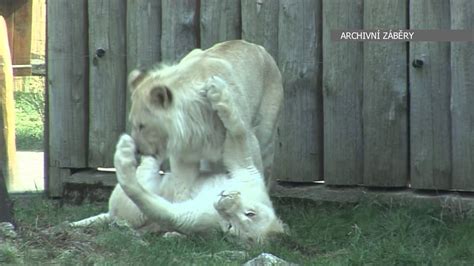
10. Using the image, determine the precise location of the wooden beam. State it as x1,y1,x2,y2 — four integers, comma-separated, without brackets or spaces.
0,16,17,190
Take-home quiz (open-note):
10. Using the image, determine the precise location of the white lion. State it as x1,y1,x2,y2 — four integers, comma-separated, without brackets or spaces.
127,40,283,195
71,86,285,243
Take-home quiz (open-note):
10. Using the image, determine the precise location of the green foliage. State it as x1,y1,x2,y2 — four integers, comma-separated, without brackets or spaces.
9,195,474,265
14,90,45,151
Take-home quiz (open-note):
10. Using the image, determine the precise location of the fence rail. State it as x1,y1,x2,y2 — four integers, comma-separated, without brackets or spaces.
47,0,474,197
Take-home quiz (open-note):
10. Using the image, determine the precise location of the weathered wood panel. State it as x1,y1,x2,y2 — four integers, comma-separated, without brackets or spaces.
241,0,279,61
47,0,88,169
88,0,127,168
161,0,198,62
47,0,88,196
451,0,474,190
126,0,161,130
200,0,240,49
409,0,451,190
274,0,322,181
47,167,70,198
0,16,16,189
322,0,363,185
363,0,408,187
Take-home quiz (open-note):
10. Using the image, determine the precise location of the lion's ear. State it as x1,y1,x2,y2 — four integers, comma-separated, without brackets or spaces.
149,85,173,108
128,69,147,92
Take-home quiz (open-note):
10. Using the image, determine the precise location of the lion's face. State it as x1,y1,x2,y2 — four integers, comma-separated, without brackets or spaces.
128,69,174,158
214,190,285,243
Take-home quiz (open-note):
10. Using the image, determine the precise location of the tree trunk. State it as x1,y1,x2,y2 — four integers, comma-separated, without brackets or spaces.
0,168,14,224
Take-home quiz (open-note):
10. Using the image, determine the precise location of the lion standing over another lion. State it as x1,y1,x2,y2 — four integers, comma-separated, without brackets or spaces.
127,40,283,196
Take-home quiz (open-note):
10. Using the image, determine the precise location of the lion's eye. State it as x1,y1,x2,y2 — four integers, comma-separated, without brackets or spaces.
245,211,256,218
138,124,145,131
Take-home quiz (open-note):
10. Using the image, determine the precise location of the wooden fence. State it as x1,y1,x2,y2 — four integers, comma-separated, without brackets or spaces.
46,0,474,197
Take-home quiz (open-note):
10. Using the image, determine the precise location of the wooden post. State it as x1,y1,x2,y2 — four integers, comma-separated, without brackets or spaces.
0,16,17,190
0,0,33,76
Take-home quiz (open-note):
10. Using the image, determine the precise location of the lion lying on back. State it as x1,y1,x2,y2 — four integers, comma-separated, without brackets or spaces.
127,40,283,195
71,85,285,243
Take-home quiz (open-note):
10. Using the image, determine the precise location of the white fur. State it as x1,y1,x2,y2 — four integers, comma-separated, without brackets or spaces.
128,40,284,193
71,84,284,243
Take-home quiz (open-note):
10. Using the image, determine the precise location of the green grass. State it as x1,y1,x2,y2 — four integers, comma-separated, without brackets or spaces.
4,195,474,265
14,90,45,151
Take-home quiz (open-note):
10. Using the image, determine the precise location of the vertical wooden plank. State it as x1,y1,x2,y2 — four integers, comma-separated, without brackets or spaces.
322,0,363,185
126,0,161,130
12,0,32,76
363,0,408,187
88,0,127,168
47,0,88,196
274,0,322,181
451,0,474,190
46,167,70,198
200,0,240,49
0,16,16,190
409,0,451,190
161,0,198,62
241,0,279,61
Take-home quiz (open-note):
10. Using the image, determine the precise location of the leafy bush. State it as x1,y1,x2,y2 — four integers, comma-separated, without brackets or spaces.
14,90,45,151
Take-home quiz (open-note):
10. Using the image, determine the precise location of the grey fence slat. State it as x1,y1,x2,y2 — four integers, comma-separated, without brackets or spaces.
88,0,127,168
451,0,474,190
363,0,408,187
200,0,240,49
274,0,322,181
161,0,198,62
409,0,451,190
126,0,161,131
241,0,279,61
47,0,88,169
322,0,363,186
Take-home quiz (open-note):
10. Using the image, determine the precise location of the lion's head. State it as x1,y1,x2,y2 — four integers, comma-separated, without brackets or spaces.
214,188,285,243
127,67,221,159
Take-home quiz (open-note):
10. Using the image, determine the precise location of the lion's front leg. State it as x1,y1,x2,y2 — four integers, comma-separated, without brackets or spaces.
114,135,176,225
114,134,140,194
206,77,263,173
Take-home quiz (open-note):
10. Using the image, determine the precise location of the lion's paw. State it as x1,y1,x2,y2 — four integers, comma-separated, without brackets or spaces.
163,231,186,239
215,191,241,214
206,76,231,114
114,134,138,181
